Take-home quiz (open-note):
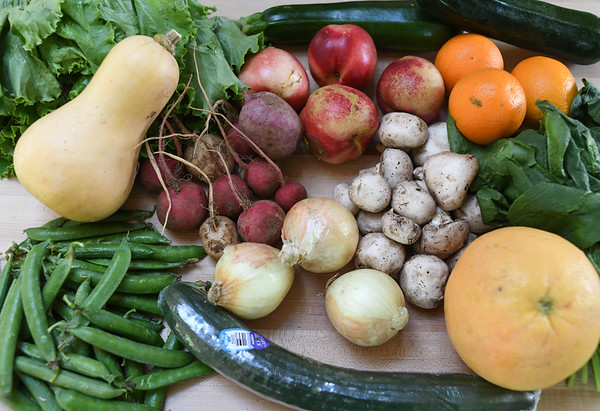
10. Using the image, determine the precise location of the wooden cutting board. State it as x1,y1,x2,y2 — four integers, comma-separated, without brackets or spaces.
1,1,599,410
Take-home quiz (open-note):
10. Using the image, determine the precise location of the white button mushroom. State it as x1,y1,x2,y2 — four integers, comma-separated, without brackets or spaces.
349,170,392,213
377,112,429,150
423,151,479,211
354,232,406,280
399,254,449,309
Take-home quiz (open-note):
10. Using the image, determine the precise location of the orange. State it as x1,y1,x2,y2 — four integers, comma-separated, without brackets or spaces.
444,226,600,391
511,56,578,128
434,33,504,93
448,68,526,145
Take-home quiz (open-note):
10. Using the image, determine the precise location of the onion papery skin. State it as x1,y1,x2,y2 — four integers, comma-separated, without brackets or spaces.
207,242,295,320
325,269,409,346
279,197,359,273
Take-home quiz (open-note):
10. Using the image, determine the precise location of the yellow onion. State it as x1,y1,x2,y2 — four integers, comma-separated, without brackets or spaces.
207,242,294,320
325,269,409,346
279,197,359,273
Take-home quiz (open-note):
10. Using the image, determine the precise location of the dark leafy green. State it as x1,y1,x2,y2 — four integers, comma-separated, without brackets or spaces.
0,0,264,177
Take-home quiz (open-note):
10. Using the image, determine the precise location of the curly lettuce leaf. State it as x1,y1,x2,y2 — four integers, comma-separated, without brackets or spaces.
1,0,63,51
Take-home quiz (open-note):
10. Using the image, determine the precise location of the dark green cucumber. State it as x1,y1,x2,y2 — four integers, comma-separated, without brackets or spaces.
241,1,460,51
159,282,539,411
417,0,600,65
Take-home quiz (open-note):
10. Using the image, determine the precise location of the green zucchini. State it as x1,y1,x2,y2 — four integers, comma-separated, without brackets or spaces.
241,1,460,51
416,0,600,65
159,282,539,410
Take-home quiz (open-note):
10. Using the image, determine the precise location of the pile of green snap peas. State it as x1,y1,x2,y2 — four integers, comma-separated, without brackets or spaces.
0,209,214,411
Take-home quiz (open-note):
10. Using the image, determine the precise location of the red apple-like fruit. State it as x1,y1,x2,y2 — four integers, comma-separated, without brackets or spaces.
376,56,445,123
300,84,380,164
308,24,377,91
238,47,310,112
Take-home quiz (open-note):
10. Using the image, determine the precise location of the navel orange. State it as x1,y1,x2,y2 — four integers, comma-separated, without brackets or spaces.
444,226,600,391
448,68,526,145
511,56,578,128
435,33,504,93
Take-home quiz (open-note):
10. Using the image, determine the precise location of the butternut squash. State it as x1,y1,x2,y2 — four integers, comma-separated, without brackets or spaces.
13,32,181,222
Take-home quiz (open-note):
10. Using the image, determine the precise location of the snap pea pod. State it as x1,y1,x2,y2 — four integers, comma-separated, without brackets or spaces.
131,360,213,390
122,359,145,403
69,259,108,272
97,208,156,223
16,371,62,411
20,241,56,362
107,293,162,315
24,222,147,242
92,346,125,386
69,268,179,294
88,258,202,271
59,242,205,262
0,276,24,397
41,248,74,311
68,326,193,368
14,356,126,400
80,307,165,346
74,277,92,307
53,387,156,411
52,230,172,248
116,309,164,332
17,342,115,384
0,386,42,411
81,238,131,310
143,332,181,408
0,252,14,308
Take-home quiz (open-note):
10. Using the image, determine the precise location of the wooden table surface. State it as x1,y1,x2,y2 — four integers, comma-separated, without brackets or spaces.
1,1,599,410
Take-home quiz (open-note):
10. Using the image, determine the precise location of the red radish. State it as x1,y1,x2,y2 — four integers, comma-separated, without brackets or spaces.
238,91,303,160
237,200,285,246
139,154,184,193
213,174,252,219
157,180,208,232
275,182,308,211
244,158,283,198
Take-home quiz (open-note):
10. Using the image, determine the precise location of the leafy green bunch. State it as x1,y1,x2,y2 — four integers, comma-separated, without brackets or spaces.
0,0,264,178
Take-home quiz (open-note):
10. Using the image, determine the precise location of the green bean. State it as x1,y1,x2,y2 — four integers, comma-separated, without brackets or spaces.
69,268,179,294
41,248,74,311
20,241,56,362
132,360,213,390
92,346,124,385
0,275,24,397
14,356,126,400
16,371,62,411
17,342,115,384
68,326,193,368
0,252,14,308
106,293,162,315
24,222,147,242
88,257,201,270
53,387,156,411
80,307,164,346
82,238,131,310
59,242,205,262
0,386,42,411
